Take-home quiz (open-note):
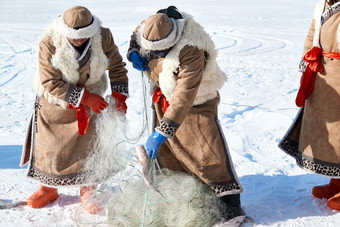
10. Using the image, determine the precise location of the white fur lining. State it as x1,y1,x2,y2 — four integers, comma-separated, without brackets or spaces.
140,18,185,51
56,15,100,39
34,18,109,108
313,0,326,46
137,12,227,106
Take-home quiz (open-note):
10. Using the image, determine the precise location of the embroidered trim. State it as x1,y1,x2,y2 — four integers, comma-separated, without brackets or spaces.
65,85,83,106
209,182,242,196
34,97,41,134
155,117,179,139
322,2,340,25
111,81,128,95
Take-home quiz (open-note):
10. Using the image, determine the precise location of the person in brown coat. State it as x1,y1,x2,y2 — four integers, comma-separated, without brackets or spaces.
279,0,340,211
21,6,128,213
127,6,244,220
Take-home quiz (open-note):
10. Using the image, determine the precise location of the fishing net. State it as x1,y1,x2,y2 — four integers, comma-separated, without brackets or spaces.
106,169,228,227
74,74,238,226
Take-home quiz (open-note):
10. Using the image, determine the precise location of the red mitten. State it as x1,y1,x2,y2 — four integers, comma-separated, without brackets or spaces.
111,91,127,114
81,88,108,114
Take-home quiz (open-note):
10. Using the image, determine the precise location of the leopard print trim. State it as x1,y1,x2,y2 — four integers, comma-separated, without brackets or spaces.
27,165,98,187
298,58,308,72
280,139,340,177
65,85,83,106
296,157,340,177
279,139,299,157
209,182,242,196
155,117,179,139
111,81,128,95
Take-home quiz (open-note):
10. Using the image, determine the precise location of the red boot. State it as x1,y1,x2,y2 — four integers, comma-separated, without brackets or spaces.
80,186,100,214
327,192,340,210
27,185,59,208
312,178,340,199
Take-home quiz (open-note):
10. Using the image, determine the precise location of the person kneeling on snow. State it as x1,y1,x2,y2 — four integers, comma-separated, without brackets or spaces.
279,0,340,211
21,6,128,213
127,6,244,221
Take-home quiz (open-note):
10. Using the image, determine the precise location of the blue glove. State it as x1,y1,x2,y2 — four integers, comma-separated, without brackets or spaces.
145,131,167,159
130,51,149,71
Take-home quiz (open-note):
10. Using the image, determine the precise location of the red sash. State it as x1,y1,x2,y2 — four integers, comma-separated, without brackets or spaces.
152,88,170,113
68,103,90,135
68,85,90,135
295,46,323,107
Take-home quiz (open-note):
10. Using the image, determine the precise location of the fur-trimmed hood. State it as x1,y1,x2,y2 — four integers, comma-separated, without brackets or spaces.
136,12,227,106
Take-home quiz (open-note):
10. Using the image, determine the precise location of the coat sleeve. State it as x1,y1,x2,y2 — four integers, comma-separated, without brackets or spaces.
101,27,129,95
38,37,82,105
155,46,205,139
127,22,144,61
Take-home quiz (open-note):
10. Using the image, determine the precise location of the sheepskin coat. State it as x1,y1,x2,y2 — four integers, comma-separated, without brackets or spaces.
279,1,340,177
21,17,128,187
128,13,243,196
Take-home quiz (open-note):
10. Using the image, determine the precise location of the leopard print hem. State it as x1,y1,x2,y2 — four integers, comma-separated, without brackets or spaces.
280,139,340,177
209,182,242,196
27,165,98,187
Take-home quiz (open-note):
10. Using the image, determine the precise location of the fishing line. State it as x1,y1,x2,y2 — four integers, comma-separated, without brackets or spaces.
123,71,151,145
142,159,153,227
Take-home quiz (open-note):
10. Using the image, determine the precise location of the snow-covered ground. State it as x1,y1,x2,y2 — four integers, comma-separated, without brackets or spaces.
1,0,340,226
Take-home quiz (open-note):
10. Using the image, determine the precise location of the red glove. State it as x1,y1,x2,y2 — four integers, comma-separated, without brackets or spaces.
111,91,127,114
81,88,108,114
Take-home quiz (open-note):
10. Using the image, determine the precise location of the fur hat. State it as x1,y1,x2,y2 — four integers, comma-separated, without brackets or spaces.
56,6,100,39
140,13,185,51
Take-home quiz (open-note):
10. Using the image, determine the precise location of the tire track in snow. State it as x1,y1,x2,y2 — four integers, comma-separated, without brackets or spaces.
213,31,293,56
